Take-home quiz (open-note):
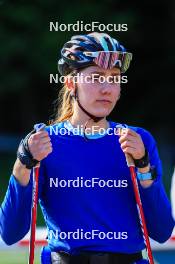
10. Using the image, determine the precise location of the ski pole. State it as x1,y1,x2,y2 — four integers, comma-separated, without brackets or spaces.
117,126,154,264
28,123,46,264
125,152,154,264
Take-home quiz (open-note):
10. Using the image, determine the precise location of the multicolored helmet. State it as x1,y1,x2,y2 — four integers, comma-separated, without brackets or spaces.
58,32,133,75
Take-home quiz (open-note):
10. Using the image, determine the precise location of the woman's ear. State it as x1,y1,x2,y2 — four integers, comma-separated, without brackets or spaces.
65,76,77,98
65,76,74,91
65,76,75,96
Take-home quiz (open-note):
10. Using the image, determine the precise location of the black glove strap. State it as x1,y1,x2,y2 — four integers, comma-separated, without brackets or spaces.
17,130,39,169
134,149,150,168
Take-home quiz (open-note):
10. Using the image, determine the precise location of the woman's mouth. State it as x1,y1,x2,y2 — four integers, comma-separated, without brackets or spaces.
96,100,112,105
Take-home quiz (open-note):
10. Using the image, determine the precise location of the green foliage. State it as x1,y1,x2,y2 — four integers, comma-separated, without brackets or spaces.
0,0,140,94
0,0,174,188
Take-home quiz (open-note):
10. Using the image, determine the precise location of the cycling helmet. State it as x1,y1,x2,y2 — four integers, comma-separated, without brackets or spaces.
58,32,132,75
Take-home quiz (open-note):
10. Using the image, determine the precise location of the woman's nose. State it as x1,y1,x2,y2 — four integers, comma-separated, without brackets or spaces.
100,83,111,94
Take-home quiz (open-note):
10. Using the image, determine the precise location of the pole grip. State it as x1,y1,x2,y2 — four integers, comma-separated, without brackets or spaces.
33,123,46,168
125,153,135,167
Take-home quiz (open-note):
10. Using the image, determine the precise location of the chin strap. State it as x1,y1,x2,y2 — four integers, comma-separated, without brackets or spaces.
70,88,105,140
73,88,105,123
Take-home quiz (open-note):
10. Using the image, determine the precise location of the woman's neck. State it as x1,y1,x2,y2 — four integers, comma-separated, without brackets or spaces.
69,115,109,131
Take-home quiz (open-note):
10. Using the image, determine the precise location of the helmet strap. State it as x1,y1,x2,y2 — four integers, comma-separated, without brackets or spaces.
72,87,105,123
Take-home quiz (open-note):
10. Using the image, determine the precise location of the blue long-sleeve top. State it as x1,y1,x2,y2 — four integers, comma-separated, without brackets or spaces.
0,120,174,254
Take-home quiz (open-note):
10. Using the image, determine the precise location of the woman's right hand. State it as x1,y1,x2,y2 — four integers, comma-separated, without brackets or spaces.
13,130,52,186
28,130,52,161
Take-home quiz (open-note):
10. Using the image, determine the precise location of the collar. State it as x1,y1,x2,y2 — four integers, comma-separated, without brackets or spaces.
63,120,109,139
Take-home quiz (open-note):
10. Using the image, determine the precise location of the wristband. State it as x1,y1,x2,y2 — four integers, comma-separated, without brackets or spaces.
134,149,149,168
137,166,157,181
17,123,46,169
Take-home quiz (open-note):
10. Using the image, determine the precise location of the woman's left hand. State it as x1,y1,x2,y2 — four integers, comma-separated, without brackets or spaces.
118,128,145,160
118,128,154,188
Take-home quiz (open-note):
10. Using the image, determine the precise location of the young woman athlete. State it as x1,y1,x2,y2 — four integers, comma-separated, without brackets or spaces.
0,32,174,264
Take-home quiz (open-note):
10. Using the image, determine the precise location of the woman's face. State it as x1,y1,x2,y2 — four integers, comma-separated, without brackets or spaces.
74,66,121,118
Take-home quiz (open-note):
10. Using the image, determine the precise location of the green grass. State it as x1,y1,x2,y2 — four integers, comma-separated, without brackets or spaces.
0,248,41,264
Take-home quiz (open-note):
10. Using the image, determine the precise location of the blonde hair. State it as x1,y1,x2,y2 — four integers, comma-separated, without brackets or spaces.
53,86,73,124
52,72,76,124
